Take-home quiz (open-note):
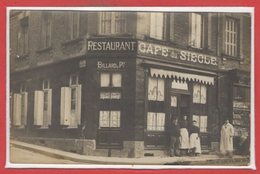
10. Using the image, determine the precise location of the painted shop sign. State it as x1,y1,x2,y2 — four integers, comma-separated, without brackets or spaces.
87,39,136,52
138,41,218,67
97,61,126,69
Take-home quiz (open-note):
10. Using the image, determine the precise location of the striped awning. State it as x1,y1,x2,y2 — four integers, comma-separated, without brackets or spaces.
150,68,215,85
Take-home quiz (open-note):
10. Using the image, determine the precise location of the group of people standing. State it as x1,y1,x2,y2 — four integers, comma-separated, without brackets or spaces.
169,116,201,157
169,116,235,157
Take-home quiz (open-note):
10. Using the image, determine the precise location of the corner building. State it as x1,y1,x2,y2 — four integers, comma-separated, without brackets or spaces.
10,11,251,157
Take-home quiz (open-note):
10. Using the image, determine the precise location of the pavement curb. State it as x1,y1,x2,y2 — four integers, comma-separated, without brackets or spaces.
10,140,250,165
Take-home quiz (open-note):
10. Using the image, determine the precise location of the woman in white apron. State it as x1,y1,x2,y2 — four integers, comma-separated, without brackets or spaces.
179,116,190,156
189,120,201,156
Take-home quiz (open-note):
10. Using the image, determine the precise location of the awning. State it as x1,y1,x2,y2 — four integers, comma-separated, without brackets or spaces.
150,68,215,85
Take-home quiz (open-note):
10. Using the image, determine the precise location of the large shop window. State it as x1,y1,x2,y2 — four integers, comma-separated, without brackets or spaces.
12,85,28,127
147,77,165,131
33,80,52,128
41,12,52,49
99,72,122,129
18,17,29,56
193,84,207,104
99,12,126,35
224,17,238,57
148,77,165,101
100,72,122,99
150,13,164,40
190,13,203,49
60,74,81,128
193,115,208,132
69,12,80,40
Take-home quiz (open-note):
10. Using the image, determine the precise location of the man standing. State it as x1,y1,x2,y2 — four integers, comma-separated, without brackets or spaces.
169,118,180,157
220,119,234,157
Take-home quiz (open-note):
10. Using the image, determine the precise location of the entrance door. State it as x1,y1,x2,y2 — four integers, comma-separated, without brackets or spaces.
170,93,191,122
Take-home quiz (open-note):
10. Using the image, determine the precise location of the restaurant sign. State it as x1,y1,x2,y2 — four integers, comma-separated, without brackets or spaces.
87,38,136,52
138,41,218,67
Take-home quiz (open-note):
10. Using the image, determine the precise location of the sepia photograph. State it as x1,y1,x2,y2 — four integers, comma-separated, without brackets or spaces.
6,7,254,168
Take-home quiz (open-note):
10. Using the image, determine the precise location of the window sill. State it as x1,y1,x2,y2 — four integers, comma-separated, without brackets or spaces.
62,37,83,46
36,46,53,53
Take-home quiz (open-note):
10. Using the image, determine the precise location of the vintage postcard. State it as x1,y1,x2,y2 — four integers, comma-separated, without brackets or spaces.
6,7,255,169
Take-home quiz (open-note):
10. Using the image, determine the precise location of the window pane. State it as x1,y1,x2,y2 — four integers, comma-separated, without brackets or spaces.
150,13,164,39
200,116,208,132
147,112,156,131
193,84,201,103
99,111,109,127
70,75,78,86
100,92,111,99
111,92,121,99
110,111,120,127
156,113,165,131
43,91,48,111
100,73,110,87
191,13,202,48
71,87,77,111
171,96,177,107
192,115,200,126
157,78,165,101
112,73,122,87
148,78,157,101
200,85,207,104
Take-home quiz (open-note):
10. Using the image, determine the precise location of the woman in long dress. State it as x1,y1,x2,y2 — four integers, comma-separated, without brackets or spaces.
189,120,201,156
179,115,190,156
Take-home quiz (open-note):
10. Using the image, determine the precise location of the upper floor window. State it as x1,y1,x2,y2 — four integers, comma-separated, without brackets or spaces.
190,13,203,49
41,12,52,49
18,17,29,56
100,12,126,35
224,17,238,57
69,12,80,40
150,13,164,40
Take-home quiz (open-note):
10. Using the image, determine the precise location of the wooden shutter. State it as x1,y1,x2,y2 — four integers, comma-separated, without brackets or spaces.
76,85,82,125
60,87,71,125
47,89,52,125
13,94,22,126
34,91,44,126
21,92,28,126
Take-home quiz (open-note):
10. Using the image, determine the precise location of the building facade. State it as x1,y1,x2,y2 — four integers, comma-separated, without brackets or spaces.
9,10,251,157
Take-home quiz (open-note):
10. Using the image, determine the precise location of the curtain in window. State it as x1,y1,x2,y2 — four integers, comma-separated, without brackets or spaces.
147,112,156,131
156,113,165,131
110,111,120,127
100,73,110,87
99,111,110,127
191,13,202,48
112,73,122,87
148,78,158,101
150,13,164,39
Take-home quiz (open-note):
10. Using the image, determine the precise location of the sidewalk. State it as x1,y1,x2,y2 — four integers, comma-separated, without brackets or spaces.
10,140,249,165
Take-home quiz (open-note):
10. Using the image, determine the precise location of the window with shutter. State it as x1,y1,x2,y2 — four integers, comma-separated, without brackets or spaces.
190,13,203,49
34,91,44,126
100,12,126,35
150,13,164,40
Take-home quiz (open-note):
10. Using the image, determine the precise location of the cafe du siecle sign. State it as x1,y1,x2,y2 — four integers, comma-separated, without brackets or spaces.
87,39,219,68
